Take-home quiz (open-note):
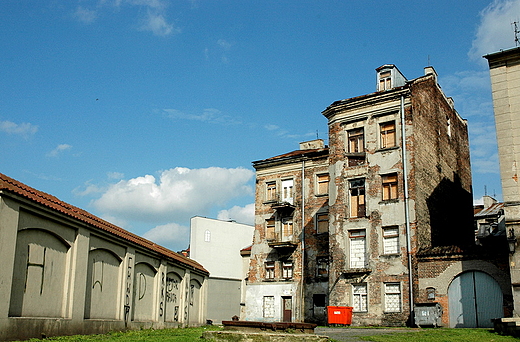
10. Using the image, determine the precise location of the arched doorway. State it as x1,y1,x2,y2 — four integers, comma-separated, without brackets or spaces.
448,271,502,328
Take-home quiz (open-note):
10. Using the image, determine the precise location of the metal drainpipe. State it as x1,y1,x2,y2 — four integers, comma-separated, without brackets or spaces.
300,158,306,322
400,95,414,322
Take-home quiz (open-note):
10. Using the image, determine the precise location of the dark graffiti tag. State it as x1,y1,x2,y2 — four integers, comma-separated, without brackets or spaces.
124,256,133,326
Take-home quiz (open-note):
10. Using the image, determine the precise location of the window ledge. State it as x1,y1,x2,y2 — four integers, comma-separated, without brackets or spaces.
380,199,399,205
381,253,401,258
376,146,399,153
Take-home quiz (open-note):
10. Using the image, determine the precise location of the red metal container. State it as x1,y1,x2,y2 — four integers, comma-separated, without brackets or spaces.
327,306,353,325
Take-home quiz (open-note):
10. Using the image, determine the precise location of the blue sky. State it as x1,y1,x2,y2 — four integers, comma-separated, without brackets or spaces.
1,0,519,252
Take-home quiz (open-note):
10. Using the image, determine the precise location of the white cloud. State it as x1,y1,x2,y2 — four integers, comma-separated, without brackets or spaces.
217,203,255,225
139,10,177,36
469,0,520,62
143,222,189,251
163,108,241,125
0,120,38,138
107,171,125,180
47,144,72,157
73,6,97,24
93,167,254,223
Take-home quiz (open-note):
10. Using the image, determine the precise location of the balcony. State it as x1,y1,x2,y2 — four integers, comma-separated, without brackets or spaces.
267,233,298,249
264,193,296,212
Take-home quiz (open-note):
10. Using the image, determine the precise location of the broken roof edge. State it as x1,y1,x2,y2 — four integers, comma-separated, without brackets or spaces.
0,172,208,275
252,147,329,169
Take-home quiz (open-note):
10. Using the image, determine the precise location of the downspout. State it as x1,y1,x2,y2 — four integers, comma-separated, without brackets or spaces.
400,95,414,323
300,158,306,322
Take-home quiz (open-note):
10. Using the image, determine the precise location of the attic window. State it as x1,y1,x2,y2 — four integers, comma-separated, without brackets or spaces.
379,71,392,91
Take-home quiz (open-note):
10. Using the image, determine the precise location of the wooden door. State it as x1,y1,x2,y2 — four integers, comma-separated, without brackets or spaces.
282,296,292,322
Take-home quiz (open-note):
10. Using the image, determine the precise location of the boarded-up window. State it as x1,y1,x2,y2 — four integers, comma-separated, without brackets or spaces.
265,262,275,280
349,179,366,218
316,212,328,234
383,226,399,254
316,173,329,195
380,122,396,148
263,296,275,318
353,284,368,312
266,219,275,241
349,230,366,269
266,181,277,201
379,71,392,91
384,283,401,312
382,174,398,200
282,218,293,240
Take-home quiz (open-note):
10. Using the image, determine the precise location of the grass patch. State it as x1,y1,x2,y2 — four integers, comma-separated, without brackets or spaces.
359,328,518,342
24,326,223,342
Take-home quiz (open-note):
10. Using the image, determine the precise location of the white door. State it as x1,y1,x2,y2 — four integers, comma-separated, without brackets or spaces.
448,271,502,328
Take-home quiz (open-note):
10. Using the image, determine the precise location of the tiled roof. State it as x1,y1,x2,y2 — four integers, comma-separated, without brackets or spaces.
0,173,208,275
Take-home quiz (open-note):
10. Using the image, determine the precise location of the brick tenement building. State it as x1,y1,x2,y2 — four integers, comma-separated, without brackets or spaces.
245,65,512,327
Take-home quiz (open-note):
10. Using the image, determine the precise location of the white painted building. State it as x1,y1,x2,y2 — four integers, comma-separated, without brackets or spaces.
189,216,254,323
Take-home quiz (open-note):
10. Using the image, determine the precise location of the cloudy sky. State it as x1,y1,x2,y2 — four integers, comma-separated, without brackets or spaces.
1,0,519,251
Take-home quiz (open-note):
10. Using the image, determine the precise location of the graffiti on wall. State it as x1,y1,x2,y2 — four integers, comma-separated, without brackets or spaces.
124,256,132,325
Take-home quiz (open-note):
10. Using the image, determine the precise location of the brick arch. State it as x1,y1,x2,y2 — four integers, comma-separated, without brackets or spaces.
434,260,509,296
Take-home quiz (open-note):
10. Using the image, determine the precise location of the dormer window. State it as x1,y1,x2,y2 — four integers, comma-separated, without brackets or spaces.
379,71,392,91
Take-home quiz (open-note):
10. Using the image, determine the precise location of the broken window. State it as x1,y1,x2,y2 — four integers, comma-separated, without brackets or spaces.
316,257,329,278
380,121,396,149
349,229,366,269
382,173,398,201
265,261,275,280
266,218,275,241
316,212,329,234
383,226,399,254
313,294,326,307
266,181,277,202
316,173,329,195
352,284,368,312
282,261,293,279
384,283,401,312
379,71,392,91
349,179,366,218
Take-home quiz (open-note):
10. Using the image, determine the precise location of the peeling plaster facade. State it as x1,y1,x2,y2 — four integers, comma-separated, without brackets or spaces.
246,65,511,327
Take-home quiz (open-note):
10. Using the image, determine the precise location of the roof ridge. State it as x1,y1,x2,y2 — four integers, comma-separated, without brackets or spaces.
0,172,207,274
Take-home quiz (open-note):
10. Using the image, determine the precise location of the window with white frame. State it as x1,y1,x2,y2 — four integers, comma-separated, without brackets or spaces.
380,121,396,148
349,229,366,269
352,284,368,312
281,179,294,204
384,283,401,312
383,226,399,254
265,261,275,280
266,181,277,202
382,173,398,201
316,212,329,234
282,261,293,279
316,173,329,195
349,179,366,218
